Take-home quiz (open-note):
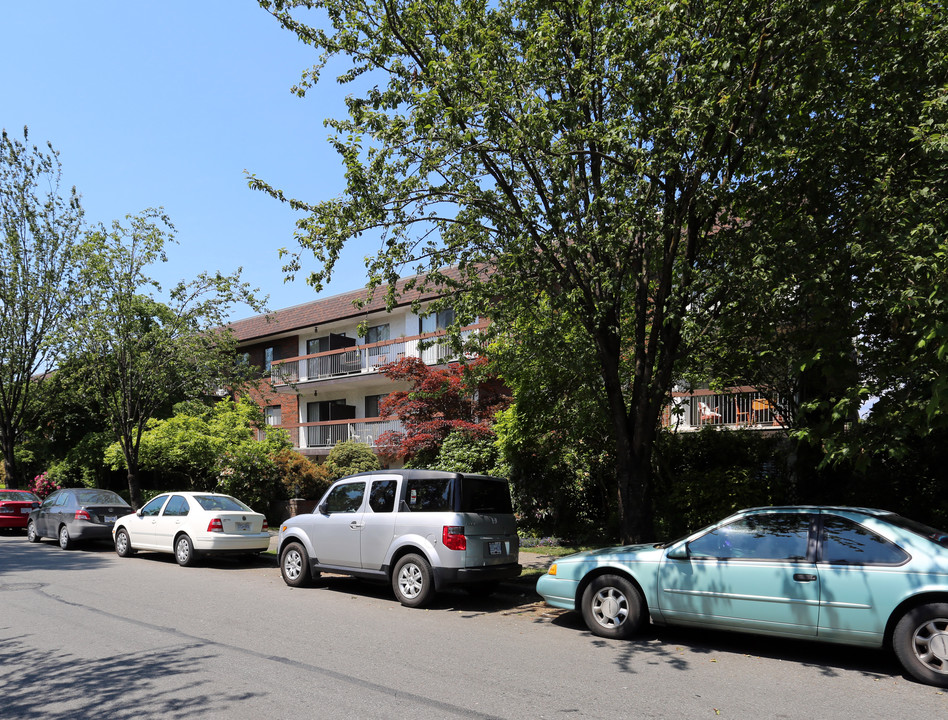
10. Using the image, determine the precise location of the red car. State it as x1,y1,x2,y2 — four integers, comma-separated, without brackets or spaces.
0,489,41,532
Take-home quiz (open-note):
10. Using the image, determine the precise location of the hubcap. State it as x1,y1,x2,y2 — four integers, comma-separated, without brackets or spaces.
592,587,629,628
284,551,302,580
398,564,422,598
59,528,68,547
914,619,948,673
117,533,126,553
176,539,189,563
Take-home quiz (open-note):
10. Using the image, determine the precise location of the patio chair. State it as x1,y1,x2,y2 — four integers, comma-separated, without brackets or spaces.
698,401,721,424
735,398,751,425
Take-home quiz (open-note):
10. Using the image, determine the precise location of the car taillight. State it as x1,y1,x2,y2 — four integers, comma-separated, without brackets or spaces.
207,518,224,532
75,508,92,521
442,525,466,551
262,519,268,531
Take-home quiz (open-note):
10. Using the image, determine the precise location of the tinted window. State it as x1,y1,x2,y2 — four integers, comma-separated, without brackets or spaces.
162,495,191,517
140,496,167,517
883,514,948,549
0,490,38,501
324,482,365,513
75,489,129,506
41,492,61,509
405,479,452,512
194,495,252,512
688,514,811,560
369,481,397,513
819,516,910,565
459,478,513,514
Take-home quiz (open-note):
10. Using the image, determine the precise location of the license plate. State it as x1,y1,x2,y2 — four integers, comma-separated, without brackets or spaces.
488,541,502,556
236,522,250,532
104,516,117,522
21,508,30,514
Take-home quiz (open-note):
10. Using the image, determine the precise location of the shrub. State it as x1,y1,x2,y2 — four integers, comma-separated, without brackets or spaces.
275,449,331,499
29,472,61,500
324,441,380,480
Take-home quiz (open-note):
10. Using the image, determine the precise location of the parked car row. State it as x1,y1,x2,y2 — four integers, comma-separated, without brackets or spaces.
17,474,948,688
25,487,270,564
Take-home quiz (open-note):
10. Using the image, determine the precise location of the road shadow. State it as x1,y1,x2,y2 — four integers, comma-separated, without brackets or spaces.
0,632,264,720
544,610,905,683
0,534,114,574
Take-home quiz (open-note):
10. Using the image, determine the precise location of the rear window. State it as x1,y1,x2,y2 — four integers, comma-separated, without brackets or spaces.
0,490,38,502
74,489,129,506
193,495,252,512
405,479,453,512
885,514,948,549
459,478,513,514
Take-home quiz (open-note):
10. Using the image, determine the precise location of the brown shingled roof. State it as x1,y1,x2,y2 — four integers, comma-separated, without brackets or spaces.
227,269,458,343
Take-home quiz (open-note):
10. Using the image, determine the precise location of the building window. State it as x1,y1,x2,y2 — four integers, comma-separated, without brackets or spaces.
366,323,390,345
419,307,454,334
264,347,276,372
265,406,281,427
365,394,387,418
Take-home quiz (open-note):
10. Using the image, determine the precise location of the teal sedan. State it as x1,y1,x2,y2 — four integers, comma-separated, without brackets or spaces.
536,506,948,686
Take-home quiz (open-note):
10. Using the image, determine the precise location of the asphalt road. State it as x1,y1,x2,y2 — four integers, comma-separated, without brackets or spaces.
1,532,946,719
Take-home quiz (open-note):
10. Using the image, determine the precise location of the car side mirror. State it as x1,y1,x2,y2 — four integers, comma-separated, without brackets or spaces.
318,502,329,515
666,542,689,560
136,509,144,518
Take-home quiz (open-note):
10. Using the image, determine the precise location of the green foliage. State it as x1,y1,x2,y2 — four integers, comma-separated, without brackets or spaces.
324,441,380,480
46,431,114,488
429,430,499,475
652,430,795,542
256,0,948,540
274,449,332,499
215,442,283,516
72,210,264,506
0,127,84,488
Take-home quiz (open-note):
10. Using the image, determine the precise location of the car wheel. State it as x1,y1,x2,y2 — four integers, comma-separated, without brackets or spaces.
58,524,73,550
114,528,135,557
27,520,41,543
893,603,948,686
280,542,313,588
174,534,196,567
581,574,646,640
392,553,435,608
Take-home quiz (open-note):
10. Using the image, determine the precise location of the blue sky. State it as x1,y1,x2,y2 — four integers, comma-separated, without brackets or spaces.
3,0,374,320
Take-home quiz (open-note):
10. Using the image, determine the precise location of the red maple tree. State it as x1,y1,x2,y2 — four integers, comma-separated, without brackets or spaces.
376,356,509,464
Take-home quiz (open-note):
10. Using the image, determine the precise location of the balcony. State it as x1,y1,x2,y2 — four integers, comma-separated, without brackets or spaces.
300,418,402,450
665,390,787,432
270,326,484,390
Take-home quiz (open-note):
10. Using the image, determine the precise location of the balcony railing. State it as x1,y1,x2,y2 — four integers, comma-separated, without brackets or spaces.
665,390,788,431
301,418,403,450
271,326,484,387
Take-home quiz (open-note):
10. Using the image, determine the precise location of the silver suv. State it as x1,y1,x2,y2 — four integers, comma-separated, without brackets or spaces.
277,469,521,607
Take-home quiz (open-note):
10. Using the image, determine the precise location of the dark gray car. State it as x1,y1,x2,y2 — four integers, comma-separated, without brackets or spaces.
278,469,521,607
27,488,131,549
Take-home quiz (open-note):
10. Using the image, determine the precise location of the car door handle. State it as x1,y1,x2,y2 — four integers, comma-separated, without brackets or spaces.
793,573,817,582
349,521,363,529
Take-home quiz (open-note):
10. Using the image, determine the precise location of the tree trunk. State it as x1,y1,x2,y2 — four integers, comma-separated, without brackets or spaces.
0,428,21,489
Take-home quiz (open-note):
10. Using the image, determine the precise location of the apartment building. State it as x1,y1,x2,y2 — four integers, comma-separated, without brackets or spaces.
228,273,484,460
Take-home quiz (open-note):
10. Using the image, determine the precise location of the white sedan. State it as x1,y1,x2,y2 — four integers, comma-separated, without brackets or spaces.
112,492,270,566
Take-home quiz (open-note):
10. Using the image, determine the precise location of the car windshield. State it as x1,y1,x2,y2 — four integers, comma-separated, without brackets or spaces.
193,495,252,512
884,514,948,549
74,489,129,506
0,490,38,501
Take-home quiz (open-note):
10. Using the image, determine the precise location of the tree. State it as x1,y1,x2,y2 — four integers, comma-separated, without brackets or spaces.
376,356,507,466
256,0,946,541
0,128,83,488
74,210,263,507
